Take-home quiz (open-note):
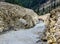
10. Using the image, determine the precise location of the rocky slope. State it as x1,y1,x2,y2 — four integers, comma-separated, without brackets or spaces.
0,2,39,32
39,7,60,44
0,21,46,44
0,1,60,44
0,2,47,44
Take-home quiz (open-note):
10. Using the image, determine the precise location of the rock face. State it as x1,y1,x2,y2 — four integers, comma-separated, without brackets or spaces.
39,13,50,26
47,8,60,44
0,2,39,32
39,7,60,44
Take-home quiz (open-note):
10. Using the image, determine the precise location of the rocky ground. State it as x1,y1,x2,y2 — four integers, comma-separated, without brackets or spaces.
0,20,47,44
0,2,46,44
0,2,60,44
39,7,60,44
0,2,39,32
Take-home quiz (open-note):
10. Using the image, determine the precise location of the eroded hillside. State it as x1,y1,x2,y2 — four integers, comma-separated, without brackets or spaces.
39,7,60,44
0,1,60,44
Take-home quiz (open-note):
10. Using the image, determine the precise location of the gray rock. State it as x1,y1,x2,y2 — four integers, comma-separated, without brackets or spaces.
0,2,39,32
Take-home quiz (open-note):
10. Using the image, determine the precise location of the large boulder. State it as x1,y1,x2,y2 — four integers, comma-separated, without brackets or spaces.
0,2,39,32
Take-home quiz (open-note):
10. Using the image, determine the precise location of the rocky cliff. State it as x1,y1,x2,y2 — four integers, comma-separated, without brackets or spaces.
39,7,60,44
0,2,39,32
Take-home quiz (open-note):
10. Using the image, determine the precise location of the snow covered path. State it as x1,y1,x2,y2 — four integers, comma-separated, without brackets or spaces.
0,21,47,44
